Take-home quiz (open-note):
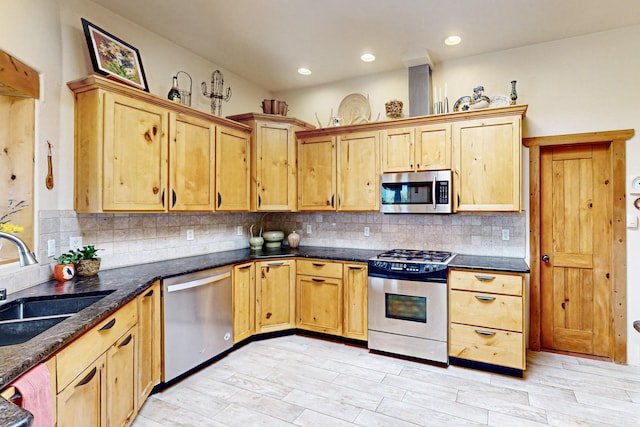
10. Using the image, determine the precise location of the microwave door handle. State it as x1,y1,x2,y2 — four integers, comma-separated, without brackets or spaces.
432,177,437,210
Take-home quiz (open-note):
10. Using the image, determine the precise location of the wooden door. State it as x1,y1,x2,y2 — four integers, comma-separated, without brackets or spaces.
381,127,414,172
216,126,250,211
169,112,215,211
415,123,451,171
255,122,296,211
298,135,337,211
452,116,521,211
297,275,342,335
103,92,168,211
540,144,612,356
256,260,295,333
337,131,380,211
106,329,136,427
57,355,106,427
136,282,160,408
233,262,255,343
343,263,368,340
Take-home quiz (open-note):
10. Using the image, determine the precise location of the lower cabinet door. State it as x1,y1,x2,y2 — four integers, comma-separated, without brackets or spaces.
57,354,106,427
297,275,342,335
343,263,368,340
107,328,137,427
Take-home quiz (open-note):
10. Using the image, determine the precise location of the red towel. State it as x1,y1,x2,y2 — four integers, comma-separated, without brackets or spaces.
9,363,54,427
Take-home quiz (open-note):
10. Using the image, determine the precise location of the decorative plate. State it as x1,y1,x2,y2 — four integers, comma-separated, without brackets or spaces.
453,96,470,112
489,95,511,108
338,93,370,124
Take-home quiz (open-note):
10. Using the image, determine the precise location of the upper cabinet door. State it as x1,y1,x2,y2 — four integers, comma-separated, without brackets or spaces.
415,123,451,171
169,112,215,211
381,127,414,172
452,115,522,212
103,92,168,211
254,122,296,211
337,131,380,211
298,135,337,211
216,125,250,211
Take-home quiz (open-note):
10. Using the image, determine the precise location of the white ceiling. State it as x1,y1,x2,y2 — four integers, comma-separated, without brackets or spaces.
92,0,640,92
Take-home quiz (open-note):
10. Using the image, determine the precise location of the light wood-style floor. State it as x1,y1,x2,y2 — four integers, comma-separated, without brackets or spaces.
133,335,640,426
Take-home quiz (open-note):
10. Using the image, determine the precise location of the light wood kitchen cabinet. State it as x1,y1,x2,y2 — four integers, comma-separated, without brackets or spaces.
337,130,380,211
296,260,343,335
297,130,379,211
169,112,215,211
448,269,526,371
381,124,450,172
136,281,161,408
297,135,337,211
233,262,256,343
216,126,250,211
256,259,296,333
68,75,251,213
452,113,523,211
56,298,138,427
343,263,368,340
227,113,314,212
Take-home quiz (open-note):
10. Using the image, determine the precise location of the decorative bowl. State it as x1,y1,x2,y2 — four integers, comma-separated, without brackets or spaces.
262,230,284,248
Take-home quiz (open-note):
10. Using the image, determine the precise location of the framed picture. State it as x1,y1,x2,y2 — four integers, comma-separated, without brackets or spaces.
81,18,149,92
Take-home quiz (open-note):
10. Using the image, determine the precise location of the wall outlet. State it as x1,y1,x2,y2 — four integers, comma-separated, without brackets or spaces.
306,225,312,234
236,225,243,236
186,229,194,241
69,236,82,250
47,239,56,257
501,229,510,241
364,226,370,237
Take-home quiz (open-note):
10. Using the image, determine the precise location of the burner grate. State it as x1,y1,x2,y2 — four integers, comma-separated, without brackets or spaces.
375,249,453,263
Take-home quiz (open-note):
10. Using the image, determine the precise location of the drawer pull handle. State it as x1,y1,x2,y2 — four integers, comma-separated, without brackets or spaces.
475,329,496,336
118,334,133,348
312,263,325,267
474,295,496,302
99,318,116,331
474,274,496,282
312,278,325,283
268,262,284,267
144,289,154,297
348,266,362,270
238,265,252,270
75,367,97,388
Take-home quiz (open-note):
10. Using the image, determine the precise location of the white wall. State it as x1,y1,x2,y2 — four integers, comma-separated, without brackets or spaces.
277,26,640,365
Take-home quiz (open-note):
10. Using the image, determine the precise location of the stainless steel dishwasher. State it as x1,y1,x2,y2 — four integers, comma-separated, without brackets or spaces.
162,265,233,382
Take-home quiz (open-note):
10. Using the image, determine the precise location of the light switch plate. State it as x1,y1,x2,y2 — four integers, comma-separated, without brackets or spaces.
186,229,194,241
47,239,56,257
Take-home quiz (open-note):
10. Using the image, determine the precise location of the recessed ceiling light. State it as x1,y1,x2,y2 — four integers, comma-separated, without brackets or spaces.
361,53,376,62
297,67,312,75
444,35,461,46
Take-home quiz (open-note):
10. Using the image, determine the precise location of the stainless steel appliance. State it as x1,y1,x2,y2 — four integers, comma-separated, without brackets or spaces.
368,249,454,364
380,170,452,214
163,266,233,381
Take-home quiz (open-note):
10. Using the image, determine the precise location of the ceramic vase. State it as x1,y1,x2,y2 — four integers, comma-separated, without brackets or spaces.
54,264,75,281
287,230,300,248
76,258,101,277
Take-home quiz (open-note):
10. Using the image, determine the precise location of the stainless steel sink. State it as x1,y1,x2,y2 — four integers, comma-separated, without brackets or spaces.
0,291,114,347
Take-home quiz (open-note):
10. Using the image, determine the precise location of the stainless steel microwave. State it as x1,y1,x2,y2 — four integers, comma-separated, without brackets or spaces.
380,170,453,214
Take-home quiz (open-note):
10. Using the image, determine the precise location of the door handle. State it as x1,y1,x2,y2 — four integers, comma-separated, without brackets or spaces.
172,190,177,208
75,367,98,388
218,192,222,208
542,254,550,263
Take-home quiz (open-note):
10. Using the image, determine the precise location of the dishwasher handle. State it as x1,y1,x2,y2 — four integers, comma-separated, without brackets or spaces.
166,272,231,293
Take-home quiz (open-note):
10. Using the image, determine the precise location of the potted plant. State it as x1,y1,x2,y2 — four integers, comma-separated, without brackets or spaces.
53,251,79,281
74,245,102,277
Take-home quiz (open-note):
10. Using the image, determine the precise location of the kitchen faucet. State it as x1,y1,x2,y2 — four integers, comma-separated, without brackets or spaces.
0,231,38,267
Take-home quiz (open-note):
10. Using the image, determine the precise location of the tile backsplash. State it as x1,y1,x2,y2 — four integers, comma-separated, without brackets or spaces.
1,210,525,295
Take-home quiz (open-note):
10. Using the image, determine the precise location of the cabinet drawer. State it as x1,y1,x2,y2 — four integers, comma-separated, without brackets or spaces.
449,269,523,296
450,290,523,332
449,323,524,370
297,259,343,278
56,299,137,391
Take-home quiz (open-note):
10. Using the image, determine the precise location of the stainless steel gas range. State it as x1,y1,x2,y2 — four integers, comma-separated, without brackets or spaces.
367,249,455,364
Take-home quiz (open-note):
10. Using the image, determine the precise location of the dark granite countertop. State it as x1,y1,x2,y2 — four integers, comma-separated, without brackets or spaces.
0,245,525,426
449,254,530,273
